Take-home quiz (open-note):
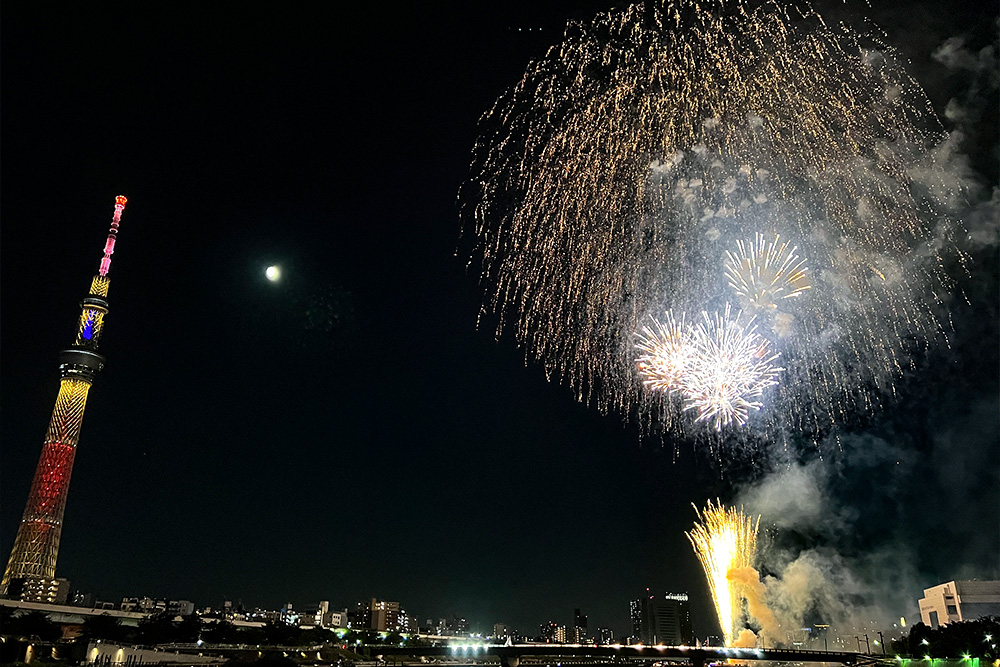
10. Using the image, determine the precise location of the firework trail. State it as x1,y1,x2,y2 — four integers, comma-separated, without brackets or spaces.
462,0,966,441
686,500,760,646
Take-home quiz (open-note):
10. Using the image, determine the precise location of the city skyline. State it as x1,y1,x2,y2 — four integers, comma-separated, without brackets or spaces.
1,0,996,643
3,586,934,650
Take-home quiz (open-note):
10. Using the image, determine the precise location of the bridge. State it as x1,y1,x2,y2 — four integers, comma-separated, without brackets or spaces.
372,644,891,667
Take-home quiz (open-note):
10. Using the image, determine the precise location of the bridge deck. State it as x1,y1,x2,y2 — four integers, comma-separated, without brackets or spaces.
373,644,883,666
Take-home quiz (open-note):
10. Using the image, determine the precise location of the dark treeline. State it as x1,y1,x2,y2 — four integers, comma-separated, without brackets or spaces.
891,617,1000,659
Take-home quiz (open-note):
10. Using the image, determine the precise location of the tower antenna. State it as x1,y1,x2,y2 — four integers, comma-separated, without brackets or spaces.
99,195,127,276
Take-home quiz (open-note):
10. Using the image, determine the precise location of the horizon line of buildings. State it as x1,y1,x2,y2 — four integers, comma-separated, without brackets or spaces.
5,575,1000,650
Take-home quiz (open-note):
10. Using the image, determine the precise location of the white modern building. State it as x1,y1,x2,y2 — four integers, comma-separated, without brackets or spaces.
918,580,1000,628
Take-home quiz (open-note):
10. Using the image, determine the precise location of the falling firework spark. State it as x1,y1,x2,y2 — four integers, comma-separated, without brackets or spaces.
462,0,966,442
686,500,760,646
724,234,810,312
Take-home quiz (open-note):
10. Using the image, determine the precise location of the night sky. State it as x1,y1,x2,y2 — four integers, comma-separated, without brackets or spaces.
1,1,996,639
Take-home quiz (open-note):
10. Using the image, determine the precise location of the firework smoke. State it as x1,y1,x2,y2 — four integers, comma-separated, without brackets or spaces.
686,501,760,646
733,409,1000,649
728,566,781,644
463,0,966,442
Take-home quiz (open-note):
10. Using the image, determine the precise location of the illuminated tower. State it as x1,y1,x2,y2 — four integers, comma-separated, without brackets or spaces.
1,196,128,602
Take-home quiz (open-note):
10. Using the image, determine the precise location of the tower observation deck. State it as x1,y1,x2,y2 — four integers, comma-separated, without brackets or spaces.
1,196,128,602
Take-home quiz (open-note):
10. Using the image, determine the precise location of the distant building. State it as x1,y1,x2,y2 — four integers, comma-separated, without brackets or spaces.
120,597,194,617
365,598,415,632
919,581,1000,628
572,609,588,643
69,589,93,607
121,597,156,613
633,592,692,645
370,599,399,631
434,616,469,636
323,608,349,628
314,601,330,627
399,609,417,633
351,603,369,629
630,596,644,640
281,603,302,625
540,621,567,643
493,623,509,641
597,627,616,645
9,578,71,605
371,599,398,631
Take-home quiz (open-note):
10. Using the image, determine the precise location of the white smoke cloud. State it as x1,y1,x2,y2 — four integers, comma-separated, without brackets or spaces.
760,546,923,640
965,187,1000,247
738,461,830,532
734,455,921,645
925,30,1000,247
932,36,999,78
733,396,997,645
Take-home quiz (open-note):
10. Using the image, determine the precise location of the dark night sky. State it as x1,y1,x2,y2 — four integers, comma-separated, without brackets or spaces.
1,1,997,638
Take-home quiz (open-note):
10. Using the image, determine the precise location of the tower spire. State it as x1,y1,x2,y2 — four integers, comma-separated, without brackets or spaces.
99,195,127,276
1,196,128,602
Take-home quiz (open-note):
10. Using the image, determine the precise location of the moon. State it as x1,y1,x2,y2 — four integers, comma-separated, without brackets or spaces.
265,265,281,281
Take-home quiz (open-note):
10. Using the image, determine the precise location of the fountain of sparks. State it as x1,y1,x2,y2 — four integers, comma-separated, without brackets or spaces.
686,500,760,646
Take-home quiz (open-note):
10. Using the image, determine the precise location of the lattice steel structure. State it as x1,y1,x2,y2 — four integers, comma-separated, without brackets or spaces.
1,196,127,602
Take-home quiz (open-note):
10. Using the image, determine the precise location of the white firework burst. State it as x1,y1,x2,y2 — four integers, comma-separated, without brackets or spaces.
723,233,810,311
681,307,783,429
635,311,693,394
636,307,782,430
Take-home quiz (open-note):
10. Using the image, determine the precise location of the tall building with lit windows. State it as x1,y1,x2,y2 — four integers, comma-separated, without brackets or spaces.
631,590,692,646
540,621,567,643
1,197,128,602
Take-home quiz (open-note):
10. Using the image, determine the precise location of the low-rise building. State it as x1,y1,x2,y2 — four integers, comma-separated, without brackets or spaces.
919,580,1000,628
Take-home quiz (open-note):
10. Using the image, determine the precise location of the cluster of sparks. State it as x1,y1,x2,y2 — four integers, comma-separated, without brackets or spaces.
636,234,797,428
636,306,782,429
686,501,760,646
724,234,810,312
463,0,965,441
